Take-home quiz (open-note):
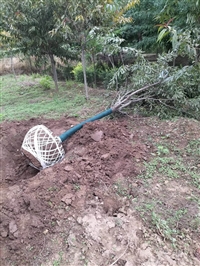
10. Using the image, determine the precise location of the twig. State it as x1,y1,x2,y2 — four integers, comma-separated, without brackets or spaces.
159,100,196,118
112,80,162,111
108,239,129,266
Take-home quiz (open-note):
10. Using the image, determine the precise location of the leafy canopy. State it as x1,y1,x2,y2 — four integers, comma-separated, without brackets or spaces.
0,0,67,58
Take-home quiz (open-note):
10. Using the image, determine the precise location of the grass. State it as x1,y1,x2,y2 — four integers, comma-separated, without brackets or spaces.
139,142,200,188
52,252,63,266
0,74,110,121
135,197,197,248
131,137,200,248
186,139,200,156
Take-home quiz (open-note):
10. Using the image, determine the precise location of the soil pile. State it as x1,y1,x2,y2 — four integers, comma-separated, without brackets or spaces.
0,116,200,266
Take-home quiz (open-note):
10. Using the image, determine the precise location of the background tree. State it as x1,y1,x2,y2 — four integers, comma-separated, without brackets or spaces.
0,31,19,79
57,0,140,99
157,0,200,63
157,0,200,29
0,0,67,90
115,0,169,52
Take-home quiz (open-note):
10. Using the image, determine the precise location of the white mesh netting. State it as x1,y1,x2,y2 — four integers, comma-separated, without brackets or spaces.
21,125,65,170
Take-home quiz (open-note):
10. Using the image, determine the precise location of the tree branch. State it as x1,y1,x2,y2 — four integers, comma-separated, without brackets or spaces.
112,80,162,111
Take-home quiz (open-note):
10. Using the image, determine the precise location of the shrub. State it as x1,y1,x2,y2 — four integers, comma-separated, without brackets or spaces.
72,63,95,86
98,67,123,88
39,75,53,89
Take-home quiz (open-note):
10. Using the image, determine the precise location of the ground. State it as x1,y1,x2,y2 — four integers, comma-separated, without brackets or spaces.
0,115,200,266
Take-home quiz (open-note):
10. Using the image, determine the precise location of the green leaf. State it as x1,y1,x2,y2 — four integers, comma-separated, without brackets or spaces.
157,28,169,42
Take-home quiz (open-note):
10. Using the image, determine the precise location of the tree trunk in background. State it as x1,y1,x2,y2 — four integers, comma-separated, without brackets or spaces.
49,53,59,91
81,47,89,100
28,56,34,73
91,53,97,88
10,52,17,80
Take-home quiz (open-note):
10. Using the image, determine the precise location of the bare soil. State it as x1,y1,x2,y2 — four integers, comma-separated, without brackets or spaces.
0,115,200,266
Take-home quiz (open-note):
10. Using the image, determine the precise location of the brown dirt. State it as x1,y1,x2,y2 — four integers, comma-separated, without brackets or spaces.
0,116,200,266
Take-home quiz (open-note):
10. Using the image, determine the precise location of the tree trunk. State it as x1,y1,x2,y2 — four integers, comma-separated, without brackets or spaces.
91,53,97,88
49,54,59,91
10,52,17,80
81,47,89,100
28,56,34,73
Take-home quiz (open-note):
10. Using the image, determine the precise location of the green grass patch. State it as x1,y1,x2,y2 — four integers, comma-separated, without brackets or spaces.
135,198,197,247
139,157,187,179
133,138,200,248
139,141,200,188
0,74,110,121
186,139,200,156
